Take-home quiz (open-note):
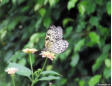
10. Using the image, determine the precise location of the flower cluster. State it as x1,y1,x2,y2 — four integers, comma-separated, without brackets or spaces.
22,48,37,54
5,67,18,75
40,51,55,60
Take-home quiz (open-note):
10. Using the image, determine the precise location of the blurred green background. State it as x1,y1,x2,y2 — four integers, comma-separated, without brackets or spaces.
0,0,111,86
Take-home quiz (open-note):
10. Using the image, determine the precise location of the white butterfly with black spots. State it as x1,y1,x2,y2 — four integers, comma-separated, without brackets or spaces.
44,25,69,54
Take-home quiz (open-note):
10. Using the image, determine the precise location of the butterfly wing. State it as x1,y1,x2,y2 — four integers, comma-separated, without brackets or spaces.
47,40,69,54
45,25,63,48
47,25,63,40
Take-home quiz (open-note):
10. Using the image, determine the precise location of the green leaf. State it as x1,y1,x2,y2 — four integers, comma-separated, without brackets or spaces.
88,32,100,46
37,0,44,5
98,25,110,37
41,70,61,76
17,0,25,5
86,0,96,14
67,0,78,10
59,49,71,61
95,0,103,5
34,4,41,11
78,1,86,15
39,76,60,81
0,0,9,5
102,44,110,54
48,0,58,7
78,0,96,15
76,21,86,32
79,80,85,86
30,33,40,43
106,1,111,15
21,6,30,13
92,54,108,72
18,58,26,65
8,17,20,31
70,53,79,67
4,50,13,62
89,17,99,26
12,0,16,5
65,26,73,38
60,78,67,85
7,63,32,77
62,18,73,27
105,59,111,68
7,51,25,62
39,8,46,17
35,17,42,29
103,67,111,79
43,17,52,28
74,39,85,52
88,75,101,86
46,65,53,70
0,29,7,40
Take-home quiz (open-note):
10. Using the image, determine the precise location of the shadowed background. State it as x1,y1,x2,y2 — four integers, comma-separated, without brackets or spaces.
0,0,111,86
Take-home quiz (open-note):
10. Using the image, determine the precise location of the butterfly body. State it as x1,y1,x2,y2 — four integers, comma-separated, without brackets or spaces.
44,25,69,54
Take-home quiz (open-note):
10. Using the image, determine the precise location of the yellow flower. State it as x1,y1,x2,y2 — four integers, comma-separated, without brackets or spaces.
5,67,18,75
22,48,37,54
40,51,55,60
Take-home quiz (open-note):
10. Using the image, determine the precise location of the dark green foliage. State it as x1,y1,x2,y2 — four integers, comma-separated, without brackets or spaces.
0,0,110,86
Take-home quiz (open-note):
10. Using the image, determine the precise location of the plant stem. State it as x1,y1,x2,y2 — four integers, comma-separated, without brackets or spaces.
41,58,48,72
11,75,15,86
31,58,48,86
38,58,48,80
31,82,34,86
29,54,34,80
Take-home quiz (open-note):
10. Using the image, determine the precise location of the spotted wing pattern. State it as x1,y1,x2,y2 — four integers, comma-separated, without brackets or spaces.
45,25,63,48
47,40,69,54
46,25,63,41
45,25,69,54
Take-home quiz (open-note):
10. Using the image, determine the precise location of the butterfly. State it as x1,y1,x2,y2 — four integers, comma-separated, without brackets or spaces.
44,25,69,54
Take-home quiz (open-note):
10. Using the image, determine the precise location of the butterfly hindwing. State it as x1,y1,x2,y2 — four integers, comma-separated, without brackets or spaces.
47,40,69,54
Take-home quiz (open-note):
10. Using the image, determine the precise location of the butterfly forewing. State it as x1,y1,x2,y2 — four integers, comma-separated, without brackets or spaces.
45,25,63,48
46,25,63,41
